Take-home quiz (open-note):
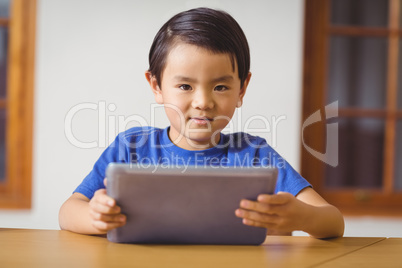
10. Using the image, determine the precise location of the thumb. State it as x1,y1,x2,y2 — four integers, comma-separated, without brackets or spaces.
104,178,107,187
277,191,294,202
258,192,292,204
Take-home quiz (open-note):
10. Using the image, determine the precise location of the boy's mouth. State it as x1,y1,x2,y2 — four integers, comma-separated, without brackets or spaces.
189,116,214,126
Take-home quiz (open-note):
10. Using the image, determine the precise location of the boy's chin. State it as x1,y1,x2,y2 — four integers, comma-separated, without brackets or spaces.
184,133,221,147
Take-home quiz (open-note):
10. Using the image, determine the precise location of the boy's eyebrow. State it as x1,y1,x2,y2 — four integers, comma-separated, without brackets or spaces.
173,75,234,83
211,75,234,83
173,76,197,83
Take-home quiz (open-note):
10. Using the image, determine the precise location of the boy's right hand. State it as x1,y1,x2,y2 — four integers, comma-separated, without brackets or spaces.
88,179,126,233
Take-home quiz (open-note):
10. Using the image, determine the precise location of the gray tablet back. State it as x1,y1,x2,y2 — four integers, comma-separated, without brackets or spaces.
106,164,278,245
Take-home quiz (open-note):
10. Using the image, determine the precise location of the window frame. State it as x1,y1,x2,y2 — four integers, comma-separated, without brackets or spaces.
301,0,402,216
0,0,36,209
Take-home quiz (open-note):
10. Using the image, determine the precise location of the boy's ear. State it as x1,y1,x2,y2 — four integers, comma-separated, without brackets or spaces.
145,71,164,104
237,72,252,107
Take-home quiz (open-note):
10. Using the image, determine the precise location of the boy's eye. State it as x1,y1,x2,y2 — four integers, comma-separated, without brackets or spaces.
179,84,192,91
214,85,228,92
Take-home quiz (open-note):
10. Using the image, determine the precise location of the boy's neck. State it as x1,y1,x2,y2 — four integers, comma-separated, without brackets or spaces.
167,128,221,151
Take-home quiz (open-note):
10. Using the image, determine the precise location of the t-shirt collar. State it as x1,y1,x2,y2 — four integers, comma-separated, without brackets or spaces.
160,126,226,158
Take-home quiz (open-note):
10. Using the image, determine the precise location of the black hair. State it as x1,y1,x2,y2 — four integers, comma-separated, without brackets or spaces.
148,7,250,88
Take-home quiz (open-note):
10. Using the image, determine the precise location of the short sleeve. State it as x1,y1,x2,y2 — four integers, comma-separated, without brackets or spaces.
73,134,127,199
256,140,311,196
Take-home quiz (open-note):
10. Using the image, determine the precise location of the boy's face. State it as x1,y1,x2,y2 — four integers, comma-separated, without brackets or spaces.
147,43,251,150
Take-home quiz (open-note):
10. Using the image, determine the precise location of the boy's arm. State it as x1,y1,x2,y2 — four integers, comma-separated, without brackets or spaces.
294,187,344,238
59,189,126,235
235,187,344,239
59,193,101,234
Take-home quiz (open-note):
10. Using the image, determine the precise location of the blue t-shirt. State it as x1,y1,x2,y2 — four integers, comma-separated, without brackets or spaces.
74,126,311,199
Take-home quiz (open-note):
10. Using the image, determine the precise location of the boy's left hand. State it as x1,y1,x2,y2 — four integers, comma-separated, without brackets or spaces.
235,192,310,233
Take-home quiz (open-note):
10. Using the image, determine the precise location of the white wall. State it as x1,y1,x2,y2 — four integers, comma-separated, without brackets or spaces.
0,0,304,229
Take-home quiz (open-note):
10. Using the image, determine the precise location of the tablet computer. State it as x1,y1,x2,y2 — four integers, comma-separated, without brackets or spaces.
106,163,278,245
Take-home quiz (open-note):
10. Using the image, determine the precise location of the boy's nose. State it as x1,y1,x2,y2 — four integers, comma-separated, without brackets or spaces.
192,91,214,110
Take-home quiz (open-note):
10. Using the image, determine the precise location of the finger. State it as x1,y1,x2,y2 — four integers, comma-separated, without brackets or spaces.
239,199,280,214
90,210,125,222
257,193,291,204
235,208,279,224
90,201,121,215
92,219,126,232
241,218,277,229
90,191,120,214
104,178,107,187
93,189,116,207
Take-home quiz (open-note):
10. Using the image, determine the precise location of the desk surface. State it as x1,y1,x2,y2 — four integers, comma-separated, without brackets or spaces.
0,228,398,268
319,237,402,267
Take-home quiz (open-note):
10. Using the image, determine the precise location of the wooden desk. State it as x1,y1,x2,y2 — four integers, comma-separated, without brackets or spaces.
0,228,394,268
319,237,402,268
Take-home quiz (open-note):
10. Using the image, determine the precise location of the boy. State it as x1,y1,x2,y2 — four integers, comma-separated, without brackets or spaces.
59,7,344,238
